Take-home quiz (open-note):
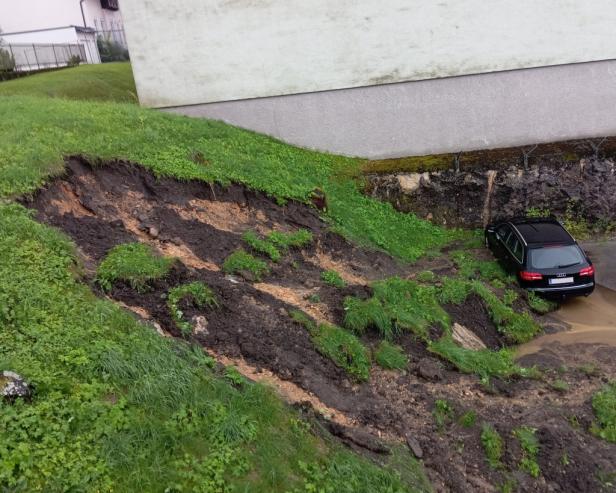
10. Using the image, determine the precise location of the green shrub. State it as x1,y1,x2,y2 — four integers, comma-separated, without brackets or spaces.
223,249,269,281
374,341,408,370
243,230,281,261
0,47,15,72
312,323,371,382
97,36,130,62
167,282,219,335
96,242,174,291
591,382,616,443
344,277,449,341
481,424,504,468
321,270,346,288
513,426,540,477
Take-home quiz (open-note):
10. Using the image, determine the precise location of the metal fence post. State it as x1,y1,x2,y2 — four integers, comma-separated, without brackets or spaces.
52,44,59,66
32,44,40,70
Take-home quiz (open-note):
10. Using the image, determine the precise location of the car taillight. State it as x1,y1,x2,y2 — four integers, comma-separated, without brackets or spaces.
580,266,595,277
520,271,543,281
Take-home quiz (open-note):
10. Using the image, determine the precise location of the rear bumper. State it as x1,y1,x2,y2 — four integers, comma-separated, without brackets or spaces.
527,282,595,297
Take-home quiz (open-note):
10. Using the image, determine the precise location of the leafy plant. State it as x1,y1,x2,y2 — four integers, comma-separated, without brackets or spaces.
551,379,569,392
591,381,616,443
267,229,313,250
321,270,346,288
167,281,219,335
513,426,540,477
503,289,518,306
223,249,269,281
481,423,504,469
374,341,408,370
96,242,174,291
527,291,558,314
415,270,436,283
458,410,476,428
526,207,550,218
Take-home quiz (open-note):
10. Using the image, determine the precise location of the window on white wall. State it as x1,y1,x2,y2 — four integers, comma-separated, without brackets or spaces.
101,0,119,11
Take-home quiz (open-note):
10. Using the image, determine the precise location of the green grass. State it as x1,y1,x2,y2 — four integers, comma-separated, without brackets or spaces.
291,311,371,382
591,382,616,443
266,229,313,250
167,282,219,336
0,62,136,102
96,242,174,291
374,341,408,370
481,424,504,469
513,426,540,478
321,270,346,288
344,277,449,341
223,250,270,281
527,292,558,314
0,203,420,492
242,231,282,262
429,338,521,380
458,411,476,428
433,399,455,431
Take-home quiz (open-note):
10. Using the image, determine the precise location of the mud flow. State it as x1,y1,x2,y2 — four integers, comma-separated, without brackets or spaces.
24,159,616,492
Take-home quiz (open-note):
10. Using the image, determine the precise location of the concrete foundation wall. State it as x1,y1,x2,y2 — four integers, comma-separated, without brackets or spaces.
165,60,616,158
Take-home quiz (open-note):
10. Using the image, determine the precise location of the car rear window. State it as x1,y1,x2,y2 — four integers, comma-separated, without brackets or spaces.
529,245,584,269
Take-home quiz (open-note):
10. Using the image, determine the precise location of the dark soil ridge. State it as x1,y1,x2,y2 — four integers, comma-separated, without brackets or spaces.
22,158,616,493
366,158,616,229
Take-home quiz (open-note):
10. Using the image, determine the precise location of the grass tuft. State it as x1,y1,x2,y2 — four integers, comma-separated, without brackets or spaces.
374,341,408,370
321,270,346,288
96,242,174,292
243,231,282,261
266,229,313,250
223,249,269,281
167,282,219,336
513,426,540,478
481,424,504,469
591,381,616,443
527,292,558,314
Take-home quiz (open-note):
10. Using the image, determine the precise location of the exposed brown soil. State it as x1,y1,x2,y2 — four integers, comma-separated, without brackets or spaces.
23,158,616,493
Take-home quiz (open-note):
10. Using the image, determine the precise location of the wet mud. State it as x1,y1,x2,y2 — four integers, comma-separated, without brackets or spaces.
23,158,616,493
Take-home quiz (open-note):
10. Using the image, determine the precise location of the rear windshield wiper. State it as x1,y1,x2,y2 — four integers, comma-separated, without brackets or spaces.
557,262,579,268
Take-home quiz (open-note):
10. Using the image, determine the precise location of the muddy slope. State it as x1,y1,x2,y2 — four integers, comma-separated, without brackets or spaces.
24,158,616,493
366,158,616,228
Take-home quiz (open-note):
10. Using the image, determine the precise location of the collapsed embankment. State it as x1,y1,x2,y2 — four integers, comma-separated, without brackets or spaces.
366,158,616,229
22,158,616,493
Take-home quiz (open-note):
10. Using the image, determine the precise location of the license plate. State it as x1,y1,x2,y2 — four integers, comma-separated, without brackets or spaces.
549,277,574,285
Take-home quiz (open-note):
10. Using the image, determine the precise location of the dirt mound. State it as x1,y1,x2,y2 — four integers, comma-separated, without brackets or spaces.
24,158,616,492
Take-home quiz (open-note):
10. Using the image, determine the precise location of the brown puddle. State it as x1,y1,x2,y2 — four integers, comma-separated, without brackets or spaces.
517,284,616,357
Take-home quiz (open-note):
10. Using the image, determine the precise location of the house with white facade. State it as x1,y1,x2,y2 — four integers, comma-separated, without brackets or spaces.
0,0,125,67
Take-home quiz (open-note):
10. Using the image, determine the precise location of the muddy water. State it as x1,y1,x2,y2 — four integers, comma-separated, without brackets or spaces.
517,284,616,357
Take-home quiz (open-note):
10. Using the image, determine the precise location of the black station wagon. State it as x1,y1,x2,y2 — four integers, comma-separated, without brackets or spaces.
485,217,595,297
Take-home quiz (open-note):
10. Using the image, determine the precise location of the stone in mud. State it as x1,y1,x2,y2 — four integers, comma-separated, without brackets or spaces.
326,422,390,455
451,322,487,351
191,315,209,336
405,433,423,458
1,371,31,401
418,357,444,381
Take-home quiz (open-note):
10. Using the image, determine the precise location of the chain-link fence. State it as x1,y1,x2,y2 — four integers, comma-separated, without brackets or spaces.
0,43,87,72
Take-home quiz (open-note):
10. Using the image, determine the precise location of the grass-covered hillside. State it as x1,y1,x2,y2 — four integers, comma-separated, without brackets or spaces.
0,62,136,102
0,63,442,492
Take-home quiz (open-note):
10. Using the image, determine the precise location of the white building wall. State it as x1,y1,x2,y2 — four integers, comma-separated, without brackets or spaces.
121,0,616,108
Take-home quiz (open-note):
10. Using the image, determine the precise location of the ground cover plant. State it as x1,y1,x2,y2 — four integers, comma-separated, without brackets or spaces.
223,250,270,281
96,242,174,291
481,424,504,469
592,382,616,443
374,340,408,370
513,426,540,478
167,282,219,335
321,269,346,288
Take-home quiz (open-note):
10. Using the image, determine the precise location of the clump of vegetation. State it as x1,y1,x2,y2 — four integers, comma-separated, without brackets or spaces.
451,250,511,284
223,249,269,281
433,399,455,431
551,379,569,393
459,410,477,428
344,277,449,341
290,310,371,382
415,270,436,283
527,291,558,314
374,340,408,370
429,338,521,380
267,229,313,250
321,269,346,288
438,277,473,305
513,426,540,478
242,230,282,261
96,242,174,291
591,382,616,443
526,207,551,218
481,423,504,469
503,289,518,306
167,282,219,335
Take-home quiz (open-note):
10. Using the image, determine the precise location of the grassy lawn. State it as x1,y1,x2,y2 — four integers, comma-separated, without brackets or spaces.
0,62,136,102
0,64,439,492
